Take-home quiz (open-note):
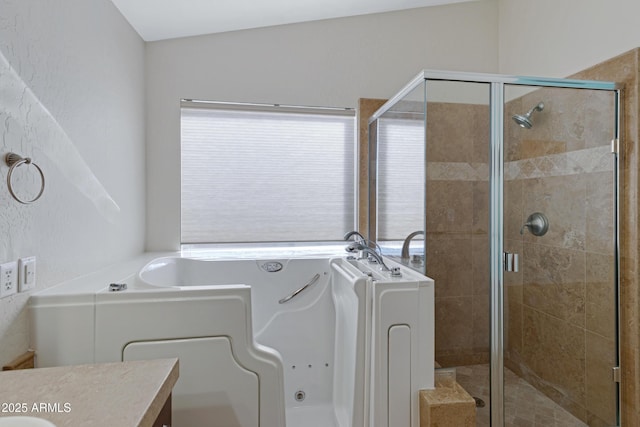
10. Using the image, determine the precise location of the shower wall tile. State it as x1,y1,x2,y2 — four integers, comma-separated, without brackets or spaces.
522,174,587,251
472,181,489,234
506,284,523,356
435,296,474,354
426,162,488,181
585,252,616,340
505,180,524,240
472,105,490,164
585,172,615,254
505,97,523,162
505,153,567,180
517,86,608,154
471,236,489,296
585,331,617,426
535,87,615,154
522,306,586,413
504,145,613,181
566,146,614,175
427,235,473,298
520,139,567,159
522,243,586,328
426,103,475,163
426,180,473,233
472,295,490,351
543,88,588,152
583,90,616,150
424,101,492,366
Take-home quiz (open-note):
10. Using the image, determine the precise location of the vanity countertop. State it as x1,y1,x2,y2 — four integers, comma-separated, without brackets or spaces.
0,358,178,427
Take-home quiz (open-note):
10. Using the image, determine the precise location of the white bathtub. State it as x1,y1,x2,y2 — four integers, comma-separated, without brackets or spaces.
29,253,434,427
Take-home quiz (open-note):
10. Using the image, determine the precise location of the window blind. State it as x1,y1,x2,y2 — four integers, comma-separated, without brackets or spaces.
181,105,356,243
376,117,425,240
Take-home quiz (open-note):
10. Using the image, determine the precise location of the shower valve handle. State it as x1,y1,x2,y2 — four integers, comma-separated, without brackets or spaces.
520,212,549,237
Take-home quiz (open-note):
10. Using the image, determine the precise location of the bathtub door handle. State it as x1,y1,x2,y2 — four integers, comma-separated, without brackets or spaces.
278,273,321,304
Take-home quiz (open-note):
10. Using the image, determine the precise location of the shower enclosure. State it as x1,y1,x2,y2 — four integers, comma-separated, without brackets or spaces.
367,71,620,426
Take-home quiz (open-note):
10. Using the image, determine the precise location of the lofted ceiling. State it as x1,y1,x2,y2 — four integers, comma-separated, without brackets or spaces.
110,0,478,42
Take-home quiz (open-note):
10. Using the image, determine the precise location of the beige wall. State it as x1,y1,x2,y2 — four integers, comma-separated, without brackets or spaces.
145,0,499,250
498,0,640,77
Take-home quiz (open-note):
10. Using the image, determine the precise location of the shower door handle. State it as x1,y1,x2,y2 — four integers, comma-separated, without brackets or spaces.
503,252,519,273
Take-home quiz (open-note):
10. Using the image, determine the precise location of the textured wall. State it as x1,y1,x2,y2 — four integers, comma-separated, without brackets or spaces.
0,0,146,366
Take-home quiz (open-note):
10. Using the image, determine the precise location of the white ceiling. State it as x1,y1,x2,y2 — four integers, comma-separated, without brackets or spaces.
110,0,477,42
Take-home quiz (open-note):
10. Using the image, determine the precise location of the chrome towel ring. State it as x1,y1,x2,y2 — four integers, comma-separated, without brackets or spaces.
5,152,45,204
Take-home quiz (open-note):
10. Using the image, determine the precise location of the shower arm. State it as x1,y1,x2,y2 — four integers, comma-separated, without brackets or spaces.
526,104,542,115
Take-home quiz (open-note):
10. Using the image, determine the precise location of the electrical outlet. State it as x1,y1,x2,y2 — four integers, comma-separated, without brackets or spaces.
0,261,18,298
18,256,36,292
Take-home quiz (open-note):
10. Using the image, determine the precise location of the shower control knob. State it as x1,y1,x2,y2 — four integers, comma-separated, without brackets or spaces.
520,212,549,237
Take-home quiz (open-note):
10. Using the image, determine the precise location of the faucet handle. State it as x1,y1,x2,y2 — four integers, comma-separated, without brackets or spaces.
520,212,549,236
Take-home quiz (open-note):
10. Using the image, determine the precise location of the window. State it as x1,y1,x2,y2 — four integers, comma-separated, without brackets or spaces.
181,102,356,244
376,116,425,240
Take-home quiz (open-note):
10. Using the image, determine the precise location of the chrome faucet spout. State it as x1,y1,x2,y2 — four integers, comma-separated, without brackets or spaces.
344,230,382,253
344,230,366,242
346,243,391,272
401,230,424,260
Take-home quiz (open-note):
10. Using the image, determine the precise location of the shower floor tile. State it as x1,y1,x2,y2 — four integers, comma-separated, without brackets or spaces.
455,364,587,427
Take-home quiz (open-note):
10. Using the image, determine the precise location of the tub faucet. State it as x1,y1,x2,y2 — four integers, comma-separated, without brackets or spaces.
401,230,425,260
344,230,367,242
344,230,383,253
344,230,367,259
345,242,399,275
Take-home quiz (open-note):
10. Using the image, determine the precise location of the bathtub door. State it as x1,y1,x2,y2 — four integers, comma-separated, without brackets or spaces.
124,336,259,427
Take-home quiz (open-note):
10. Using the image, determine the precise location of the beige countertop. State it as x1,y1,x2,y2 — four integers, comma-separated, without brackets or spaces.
0,358,178,427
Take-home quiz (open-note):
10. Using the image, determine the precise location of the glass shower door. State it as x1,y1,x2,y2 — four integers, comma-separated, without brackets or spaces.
502,84,619,426
368,70,621,427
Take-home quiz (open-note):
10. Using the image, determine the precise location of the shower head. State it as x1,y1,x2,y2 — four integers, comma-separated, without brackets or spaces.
512,102,544,129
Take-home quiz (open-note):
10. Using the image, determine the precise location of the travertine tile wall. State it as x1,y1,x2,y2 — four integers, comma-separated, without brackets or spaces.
568,49,640,427
357,99,387,234
504,86,617,426
358,99,491,367
425,102,491,368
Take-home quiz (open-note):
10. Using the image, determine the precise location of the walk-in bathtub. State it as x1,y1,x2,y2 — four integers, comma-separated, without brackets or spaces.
29,253,434,427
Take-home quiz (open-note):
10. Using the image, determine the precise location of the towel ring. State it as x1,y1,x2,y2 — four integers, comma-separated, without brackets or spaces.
5,153,45,204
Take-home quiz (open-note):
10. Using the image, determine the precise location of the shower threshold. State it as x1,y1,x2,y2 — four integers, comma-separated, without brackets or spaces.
455,364,587,427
